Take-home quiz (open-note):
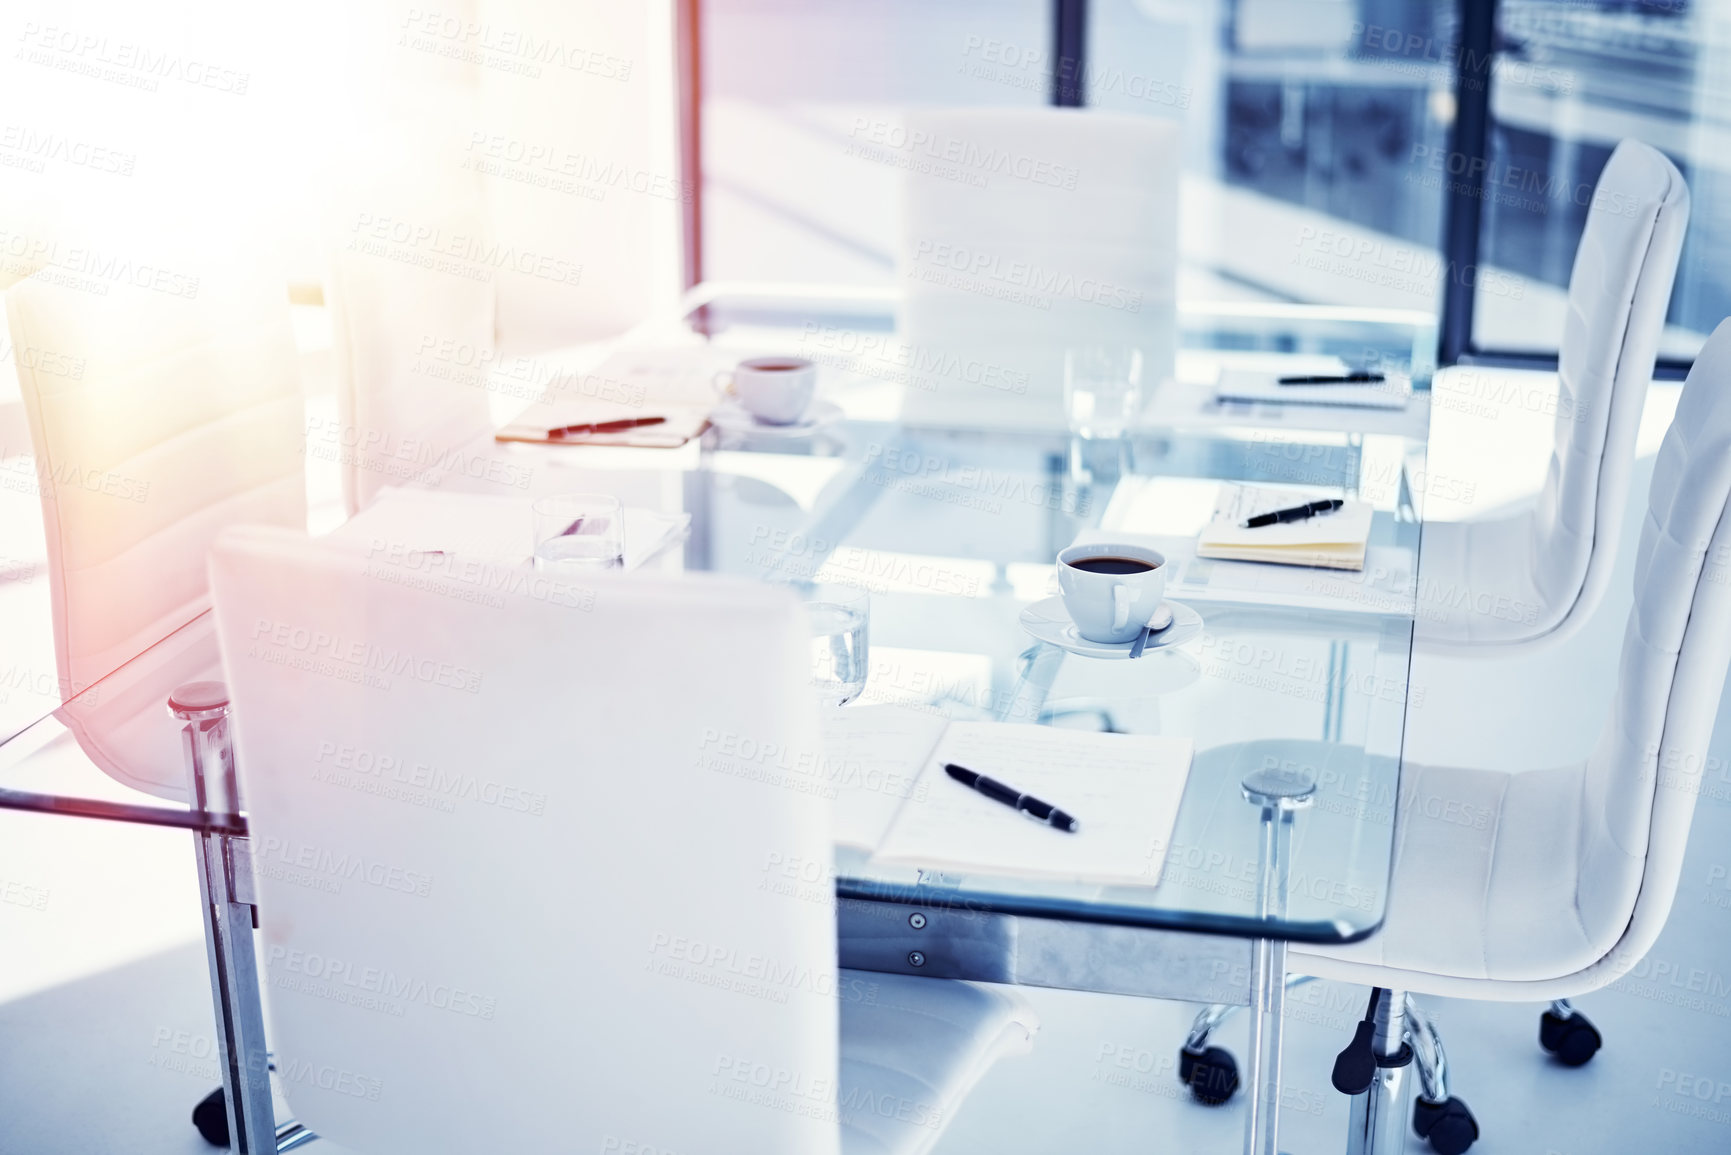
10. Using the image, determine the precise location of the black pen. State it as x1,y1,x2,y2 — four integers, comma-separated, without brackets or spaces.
945,763,1080,833
1242,498,1343,528
1277,371,1386,386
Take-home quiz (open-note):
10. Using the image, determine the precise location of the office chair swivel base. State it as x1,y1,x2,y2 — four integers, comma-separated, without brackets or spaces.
1539,999,1603,1066
192,1086,317,1152
1411,1095,1478,1155
1186,984,1481,1153
1178,974,1315,1105
1332,990,1477,1155
1177,1043,1241,1105
192,1088,225,1145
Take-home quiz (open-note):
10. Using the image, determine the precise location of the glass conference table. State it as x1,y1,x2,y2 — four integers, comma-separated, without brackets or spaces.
0,290,1433,1155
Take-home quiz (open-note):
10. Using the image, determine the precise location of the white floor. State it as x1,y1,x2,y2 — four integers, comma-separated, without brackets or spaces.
3,684,1731,1155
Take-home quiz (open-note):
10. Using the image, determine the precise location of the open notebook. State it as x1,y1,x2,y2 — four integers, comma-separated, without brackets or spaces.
1214,367,1410,411
1195,484,1372,571
495,347,724,448
826,706,1192,887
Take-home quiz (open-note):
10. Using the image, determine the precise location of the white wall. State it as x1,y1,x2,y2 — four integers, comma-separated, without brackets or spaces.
471,0,682,353
0,0,681,352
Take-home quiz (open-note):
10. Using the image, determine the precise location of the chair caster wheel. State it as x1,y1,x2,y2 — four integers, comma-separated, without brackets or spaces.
1178,1044,1240,1105
193,1086,229,1146
1412,1095,1478,1155
1540,1008,1602,1066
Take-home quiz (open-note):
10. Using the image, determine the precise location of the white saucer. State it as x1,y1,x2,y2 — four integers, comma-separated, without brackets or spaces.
708,399,842,438
1019,597,1202,660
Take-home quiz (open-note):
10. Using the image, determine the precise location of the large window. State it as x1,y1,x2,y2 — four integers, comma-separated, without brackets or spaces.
1468,0,1727,363
686,0,1723,369
698,0,1049,286
695,0,1458,319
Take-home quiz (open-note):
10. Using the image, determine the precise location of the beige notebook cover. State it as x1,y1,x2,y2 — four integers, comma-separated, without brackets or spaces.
1196,484,1372,571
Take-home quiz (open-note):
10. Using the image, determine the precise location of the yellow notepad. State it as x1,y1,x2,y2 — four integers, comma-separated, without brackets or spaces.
1196,484,1372,571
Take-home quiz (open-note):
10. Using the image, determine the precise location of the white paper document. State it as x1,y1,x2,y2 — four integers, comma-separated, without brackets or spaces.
869,722,1193,886
496,404,712,449
1214,367,1410,411
324,489,691,571
821,706,949,851
495,347,726,448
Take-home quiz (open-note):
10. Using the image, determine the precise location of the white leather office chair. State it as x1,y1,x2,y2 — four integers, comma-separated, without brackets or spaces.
5,270,305,800
1417,139,1689,650
896,108,1179,428
325,212,496,516
1179,318,1731,1154
207,528,1037,1154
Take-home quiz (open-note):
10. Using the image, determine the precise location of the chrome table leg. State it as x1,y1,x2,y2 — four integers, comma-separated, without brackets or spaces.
1241,763,1316,1155
1244,932,1290,1155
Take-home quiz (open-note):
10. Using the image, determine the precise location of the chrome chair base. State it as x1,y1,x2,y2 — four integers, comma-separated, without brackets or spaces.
174,682,320,1154
1181,983,1490,1155
1179,974,1317,1105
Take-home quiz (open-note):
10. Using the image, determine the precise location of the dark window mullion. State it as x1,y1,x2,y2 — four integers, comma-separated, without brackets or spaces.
1052,0,1088,107
1438,0,1498,367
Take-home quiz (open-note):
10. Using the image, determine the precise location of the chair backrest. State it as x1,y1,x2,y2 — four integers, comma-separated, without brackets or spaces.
1528,139,1689,635
325,210,496,515
896,107,1179,426
208,527,839,1155
6,270,305,798
1577,317,1731,978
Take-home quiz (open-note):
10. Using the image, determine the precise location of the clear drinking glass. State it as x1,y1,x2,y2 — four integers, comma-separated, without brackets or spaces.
1064,345,1145,438
800,585,869,707
532,493,625,572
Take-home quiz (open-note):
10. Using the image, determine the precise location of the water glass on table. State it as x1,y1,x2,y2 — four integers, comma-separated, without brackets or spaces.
1064,345,1144,438
532,493,625,573
800,585,869,707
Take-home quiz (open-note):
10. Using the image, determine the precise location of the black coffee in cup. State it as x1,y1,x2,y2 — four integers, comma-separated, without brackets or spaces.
1068,556,1158,575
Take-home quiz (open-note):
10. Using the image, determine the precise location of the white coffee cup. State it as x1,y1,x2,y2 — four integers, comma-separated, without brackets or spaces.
715,357,817,425
1056,542,1167,644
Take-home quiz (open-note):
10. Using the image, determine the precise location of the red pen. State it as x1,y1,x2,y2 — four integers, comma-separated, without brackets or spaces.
549,416,667,438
